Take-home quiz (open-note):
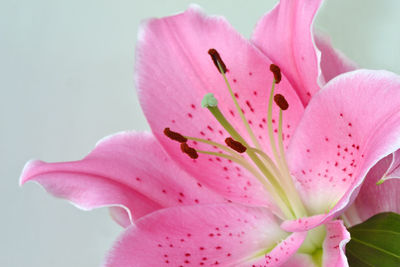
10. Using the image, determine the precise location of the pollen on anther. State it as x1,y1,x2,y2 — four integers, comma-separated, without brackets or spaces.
274,94,289,110
270,64,282,83
208,48,227,73
164,128,187,143
180,143,199,159
225,137,247,153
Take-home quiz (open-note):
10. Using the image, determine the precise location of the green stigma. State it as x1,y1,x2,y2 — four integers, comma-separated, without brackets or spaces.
201,93,218,108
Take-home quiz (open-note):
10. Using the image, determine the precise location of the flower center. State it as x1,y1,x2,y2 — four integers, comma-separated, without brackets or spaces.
164,49,307,220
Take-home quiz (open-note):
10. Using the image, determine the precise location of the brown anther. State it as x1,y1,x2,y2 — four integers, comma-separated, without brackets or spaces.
208,49,227,73
274,94,289,110
225,137,247,153
269,64,281,84
164,128,187,143
180,143,199,159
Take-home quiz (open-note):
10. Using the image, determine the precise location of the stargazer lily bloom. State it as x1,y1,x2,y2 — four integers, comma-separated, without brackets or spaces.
20,0,400,266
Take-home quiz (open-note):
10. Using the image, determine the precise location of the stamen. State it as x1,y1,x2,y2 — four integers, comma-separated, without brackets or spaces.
276,106,307,217
267,73,280,165
274,94,289,110
225,137,247,153
164,127,187,143
270,64,281,84
266,73,306,218
208,49,227,73
206,51,262,150
165,56,309,219
180,143,199,159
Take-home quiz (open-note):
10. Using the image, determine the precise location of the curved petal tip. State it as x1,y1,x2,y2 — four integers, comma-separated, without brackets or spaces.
19,159,42,186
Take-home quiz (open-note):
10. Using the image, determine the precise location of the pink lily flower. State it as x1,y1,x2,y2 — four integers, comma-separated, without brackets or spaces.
20,0,400,266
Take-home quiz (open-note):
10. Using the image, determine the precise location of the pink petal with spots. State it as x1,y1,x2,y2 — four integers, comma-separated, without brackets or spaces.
322,220,350,267
281,214,326,232
251,0,323,105
20,131,225,227
346,155,400,225
340,155,392,226
105,204,287,266
246,231,307,267
137,6,304,210
314,30,357,84
281,253,316,267
284,70,400,231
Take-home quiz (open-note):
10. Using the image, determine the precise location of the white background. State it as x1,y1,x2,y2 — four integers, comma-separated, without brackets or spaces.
2,0,400,266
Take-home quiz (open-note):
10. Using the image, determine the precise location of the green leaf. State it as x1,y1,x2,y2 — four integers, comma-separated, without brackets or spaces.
346,212,400,267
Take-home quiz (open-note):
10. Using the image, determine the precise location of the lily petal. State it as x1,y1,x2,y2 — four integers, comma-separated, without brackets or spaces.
284,70,400,231
347,155,400,225
281,254,316,267
383,149,400,180
105,204,288,266
251,0,323,105
322,220,350,267
340,155,392,226
137,6,304,208
314,31,357,84
353,179,400,226
20,131,225,227
246,232,307,267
